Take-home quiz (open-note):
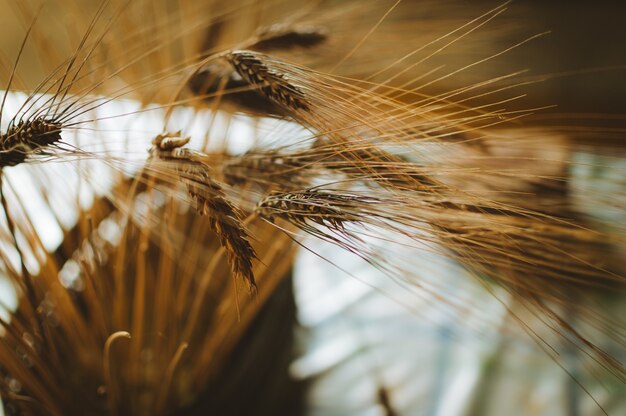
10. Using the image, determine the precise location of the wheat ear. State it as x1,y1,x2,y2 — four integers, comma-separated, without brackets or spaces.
224,50,310,111
152,133,257,290
0,117,62,167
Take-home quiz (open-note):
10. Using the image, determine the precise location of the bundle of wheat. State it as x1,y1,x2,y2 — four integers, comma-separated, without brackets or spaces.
0,0,623,415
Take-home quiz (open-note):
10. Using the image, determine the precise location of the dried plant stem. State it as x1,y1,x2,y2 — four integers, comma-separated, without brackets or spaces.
155,342,189,413
0,174,44,337
103,331,131,413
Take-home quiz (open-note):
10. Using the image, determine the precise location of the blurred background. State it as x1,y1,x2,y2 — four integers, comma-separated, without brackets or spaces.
1,0,625,113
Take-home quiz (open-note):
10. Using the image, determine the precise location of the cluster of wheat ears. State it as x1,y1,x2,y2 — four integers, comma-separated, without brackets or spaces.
0,0,623,414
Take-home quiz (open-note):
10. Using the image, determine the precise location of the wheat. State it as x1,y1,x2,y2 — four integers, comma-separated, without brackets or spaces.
152,133,257,290
224,50,310,112
0,0,624,414
188,63,291,116
0,183,294,414
0,117,62,167
222,149,313,191
256,190,366,231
